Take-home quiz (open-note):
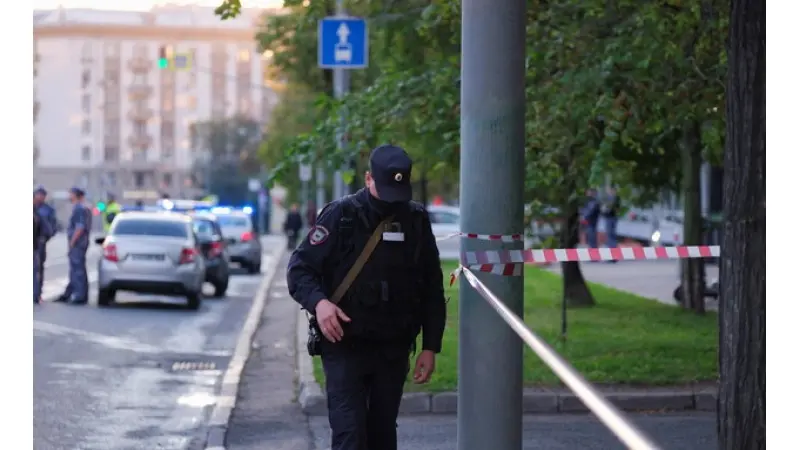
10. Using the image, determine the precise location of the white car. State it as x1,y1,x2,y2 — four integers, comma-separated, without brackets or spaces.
426,205,461,259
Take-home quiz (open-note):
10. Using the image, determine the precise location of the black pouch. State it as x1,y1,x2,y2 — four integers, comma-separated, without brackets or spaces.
307,314,322,356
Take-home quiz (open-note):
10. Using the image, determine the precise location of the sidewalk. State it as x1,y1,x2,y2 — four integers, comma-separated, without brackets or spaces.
546,259,719,310
223,252,313,450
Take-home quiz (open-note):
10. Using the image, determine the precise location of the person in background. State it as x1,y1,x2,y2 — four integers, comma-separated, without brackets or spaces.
135,200,144,209
601,187,621,259
581,188,601,250
102,193,122,233
34,206,43,304
56,187,92,305
33,186,57,302
284,203,304,250
306,201,318,227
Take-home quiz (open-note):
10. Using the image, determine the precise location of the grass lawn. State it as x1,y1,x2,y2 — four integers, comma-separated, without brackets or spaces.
312,261,718,392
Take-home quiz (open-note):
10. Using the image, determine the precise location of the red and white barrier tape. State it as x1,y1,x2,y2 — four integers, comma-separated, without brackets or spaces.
462,245,720,265
435,232,523,243
450,245,720,285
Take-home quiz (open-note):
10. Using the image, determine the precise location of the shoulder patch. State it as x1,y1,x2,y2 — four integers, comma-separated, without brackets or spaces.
308,225,330,246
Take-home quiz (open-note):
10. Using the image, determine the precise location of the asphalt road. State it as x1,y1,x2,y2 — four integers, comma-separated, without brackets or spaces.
33,237,283,450
309,413,717,449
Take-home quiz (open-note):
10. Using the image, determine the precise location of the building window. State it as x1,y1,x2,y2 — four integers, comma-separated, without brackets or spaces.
162,173,173,188
134,121,147,136
82,94,91,113
162,98,173,112
81,145,91,161
81,70,91,89
107,172,117,187
104,146,119,162
104,42,118,57
134,171,145,188
81,42,92,60
82,119,91,134
79,172,90,188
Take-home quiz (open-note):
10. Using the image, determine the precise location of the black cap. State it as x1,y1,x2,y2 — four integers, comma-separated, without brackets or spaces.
34,185,47,196
369,144,413,203
69,186,85,197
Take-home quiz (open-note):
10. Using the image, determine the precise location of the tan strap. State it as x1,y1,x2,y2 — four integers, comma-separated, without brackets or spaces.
330,215,395,304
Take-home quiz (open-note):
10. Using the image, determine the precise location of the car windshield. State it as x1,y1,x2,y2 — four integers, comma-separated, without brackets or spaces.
430,211,460,225
112,219,189,238
192,219,216,237
217,215,251,228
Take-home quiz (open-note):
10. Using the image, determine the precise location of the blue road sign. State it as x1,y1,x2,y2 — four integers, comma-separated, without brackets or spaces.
318,17,368,69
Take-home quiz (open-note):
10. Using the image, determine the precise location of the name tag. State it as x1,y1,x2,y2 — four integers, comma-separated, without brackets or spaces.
383,232,405,242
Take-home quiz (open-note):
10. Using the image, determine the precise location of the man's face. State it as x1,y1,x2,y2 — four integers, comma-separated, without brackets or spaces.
34,193,45,204
365,171,380,198
69,192,78,203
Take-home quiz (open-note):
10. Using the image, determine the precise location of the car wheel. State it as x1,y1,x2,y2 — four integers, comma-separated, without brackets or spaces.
213,279,229,298
98,288,115,307
186,292,202,310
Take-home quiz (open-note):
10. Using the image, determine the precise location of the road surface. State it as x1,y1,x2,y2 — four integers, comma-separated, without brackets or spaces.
33,236,284,450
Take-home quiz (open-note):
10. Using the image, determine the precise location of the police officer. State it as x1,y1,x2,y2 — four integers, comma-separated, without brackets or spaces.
33,186,58,302
287,145,447,450
102,193,122,233
56,187,92,305
34,206,43,304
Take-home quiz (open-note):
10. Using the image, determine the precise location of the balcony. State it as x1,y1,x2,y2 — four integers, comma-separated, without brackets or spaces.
127,58,153,72
127,134,153,149
127,107,153,121
127,85,153,101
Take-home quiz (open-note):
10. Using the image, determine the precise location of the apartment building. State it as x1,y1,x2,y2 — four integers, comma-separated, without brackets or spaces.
33,5,281,202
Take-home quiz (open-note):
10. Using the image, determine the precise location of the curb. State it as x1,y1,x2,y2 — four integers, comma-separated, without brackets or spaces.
296,318,718,416
296,307,327,416
204,240,286,450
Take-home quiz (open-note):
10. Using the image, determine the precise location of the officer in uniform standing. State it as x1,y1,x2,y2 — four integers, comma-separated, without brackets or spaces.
102,193,122,233
287,145,447,450
34,206,43,304
56,187,92,305
33,186,57,302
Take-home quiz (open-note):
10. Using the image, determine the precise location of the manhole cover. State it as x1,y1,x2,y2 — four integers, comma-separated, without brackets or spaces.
169,361,218,372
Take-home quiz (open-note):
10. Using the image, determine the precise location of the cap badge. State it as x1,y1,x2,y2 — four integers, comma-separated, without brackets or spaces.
394,173,403,182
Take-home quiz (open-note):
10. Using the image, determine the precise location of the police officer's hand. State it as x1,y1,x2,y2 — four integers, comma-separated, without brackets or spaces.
315,299,351,343
412,350,436,384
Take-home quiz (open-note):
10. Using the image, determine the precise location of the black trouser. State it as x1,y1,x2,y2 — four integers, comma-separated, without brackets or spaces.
321,340,410,450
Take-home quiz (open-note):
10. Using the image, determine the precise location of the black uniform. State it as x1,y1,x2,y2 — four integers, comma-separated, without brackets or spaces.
287,145,446,450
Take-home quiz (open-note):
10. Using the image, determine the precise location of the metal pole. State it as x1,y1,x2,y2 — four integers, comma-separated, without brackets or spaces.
458,0,526,448
316,165,326,207
332,0,350,199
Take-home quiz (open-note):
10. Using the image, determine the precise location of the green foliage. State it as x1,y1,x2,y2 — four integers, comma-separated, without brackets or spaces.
216,0,728,213
215,0,242,20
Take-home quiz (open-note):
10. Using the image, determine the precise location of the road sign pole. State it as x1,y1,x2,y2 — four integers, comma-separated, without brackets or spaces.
458,0,527,449
333,0,350,199
316,165,326,208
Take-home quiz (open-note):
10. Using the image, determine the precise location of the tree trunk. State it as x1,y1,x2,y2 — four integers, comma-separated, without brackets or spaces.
419,169,429,208
717,0,766,447
561,209,595,308
680,120,706,314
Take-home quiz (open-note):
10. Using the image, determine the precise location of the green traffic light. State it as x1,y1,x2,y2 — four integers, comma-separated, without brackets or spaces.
97,202,106,212
158,58,169,69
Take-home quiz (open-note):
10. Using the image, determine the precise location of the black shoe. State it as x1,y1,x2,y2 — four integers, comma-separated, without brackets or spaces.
54,295,69,303
67,298,88,305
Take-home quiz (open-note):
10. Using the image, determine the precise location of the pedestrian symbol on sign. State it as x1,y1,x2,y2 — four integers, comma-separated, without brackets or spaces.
334,23,352,63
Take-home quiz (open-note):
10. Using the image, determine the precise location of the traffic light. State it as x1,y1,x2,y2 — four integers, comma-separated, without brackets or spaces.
96,201,106,212
158,46,169,69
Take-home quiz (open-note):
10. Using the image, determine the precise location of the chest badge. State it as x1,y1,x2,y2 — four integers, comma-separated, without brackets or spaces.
308,225,330,245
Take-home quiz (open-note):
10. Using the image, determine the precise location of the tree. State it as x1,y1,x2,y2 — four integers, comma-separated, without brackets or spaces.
190,116,263,203
717,0,765,446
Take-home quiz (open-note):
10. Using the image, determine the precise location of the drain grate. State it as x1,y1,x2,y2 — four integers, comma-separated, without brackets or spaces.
169,361,218,372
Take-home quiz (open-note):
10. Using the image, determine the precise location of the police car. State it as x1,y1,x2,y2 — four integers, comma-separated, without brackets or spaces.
204,206,262,274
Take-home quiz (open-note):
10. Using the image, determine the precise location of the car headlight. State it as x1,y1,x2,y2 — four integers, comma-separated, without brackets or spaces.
651,230,661,242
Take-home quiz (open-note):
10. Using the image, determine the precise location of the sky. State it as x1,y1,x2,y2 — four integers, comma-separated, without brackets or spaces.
33,0,285,12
